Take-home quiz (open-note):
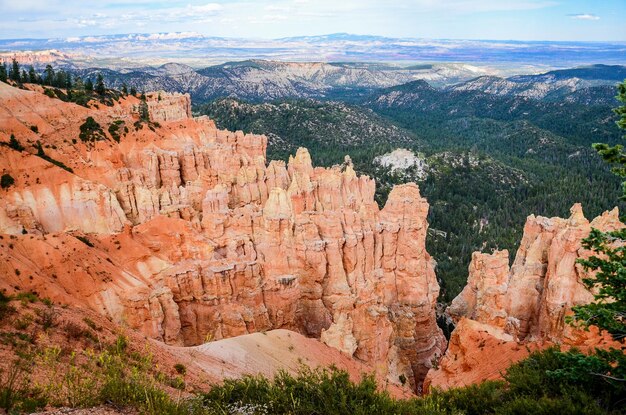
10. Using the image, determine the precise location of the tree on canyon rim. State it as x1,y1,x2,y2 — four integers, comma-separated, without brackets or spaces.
571,80,626,343
95,73,106,95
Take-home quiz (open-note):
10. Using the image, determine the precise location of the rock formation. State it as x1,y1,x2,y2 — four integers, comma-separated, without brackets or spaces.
0,81,444,391
142,91,191,123
425,204,623,390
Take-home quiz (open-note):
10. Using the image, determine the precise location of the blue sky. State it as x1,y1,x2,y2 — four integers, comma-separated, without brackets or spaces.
0,0,624,41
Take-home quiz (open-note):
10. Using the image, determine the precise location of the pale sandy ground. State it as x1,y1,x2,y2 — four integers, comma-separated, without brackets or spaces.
167,329,411,397
22,329,410,415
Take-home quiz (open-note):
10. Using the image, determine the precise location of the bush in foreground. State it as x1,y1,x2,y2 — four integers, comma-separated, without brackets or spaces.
1,332,624,415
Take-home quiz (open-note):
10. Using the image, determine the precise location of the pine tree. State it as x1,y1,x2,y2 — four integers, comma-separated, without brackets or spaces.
9,58,20,82
121,83,128,95
0,62,7,83
44,65,55,86
70,77,89,106
8,134,24,151
73,76,84,91
54,71,67,89
85,78,94,92
95,73,106,95
130,86,137,96
28,66,38,84
570,80,626,342
139,93,150,123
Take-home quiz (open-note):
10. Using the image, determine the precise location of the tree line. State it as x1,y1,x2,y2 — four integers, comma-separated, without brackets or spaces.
0,58,139,97
0,59,147,108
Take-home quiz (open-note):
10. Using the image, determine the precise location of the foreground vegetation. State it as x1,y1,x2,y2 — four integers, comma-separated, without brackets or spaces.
1,291,624,414
2,338,624,414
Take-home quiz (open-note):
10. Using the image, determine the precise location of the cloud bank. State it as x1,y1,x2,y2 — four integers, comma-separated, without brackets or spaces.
569,13,600,21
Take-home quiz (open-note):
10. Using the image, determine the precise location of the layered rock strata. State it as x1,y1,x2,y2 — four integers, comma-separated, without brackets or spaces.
425,204,623,390
0,81,444,391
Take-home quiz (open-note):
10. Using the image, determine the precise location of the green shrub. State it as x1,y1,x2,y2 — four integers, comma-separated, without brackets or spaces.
200,348,624,414
497,393,606,415
202,368,416,415
110,335,128,354
15,292,39,304
504,347,626,412
83,317,99,331
79,117,105,143
0,357,46,413
107,120,124,142
1,173,15,189
168,376,185,391
0,291,14,319
37,304,58,330
7,134,24,151
75,235,94,248
432,380,506,415
174,363,187,375
14,315,32,330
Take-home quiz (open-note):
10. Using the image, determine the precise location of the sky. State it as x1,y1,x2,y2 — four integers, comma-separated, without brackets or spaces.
0,0,624,41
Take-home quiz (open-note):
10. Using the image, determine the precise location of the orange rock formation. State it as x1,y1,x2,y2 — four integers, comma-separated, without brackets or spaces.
0,82,444,391
425,204,623,390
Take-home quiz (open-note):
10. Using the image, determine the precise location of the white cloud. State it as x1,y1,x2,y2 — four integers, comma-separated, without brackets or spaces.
75,19,97,27
193,3,223,13
0,0,615,41
569,13,600,21
262,14,289,21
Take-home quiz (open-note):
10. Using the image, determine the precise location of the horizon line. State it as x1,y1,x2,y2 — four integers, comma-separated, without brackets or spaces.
0,31,625,44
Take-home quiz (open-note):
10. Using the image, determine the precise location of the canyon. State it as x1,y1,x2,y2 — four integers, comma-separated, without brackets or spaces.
0,81,621,395
0,82,443,392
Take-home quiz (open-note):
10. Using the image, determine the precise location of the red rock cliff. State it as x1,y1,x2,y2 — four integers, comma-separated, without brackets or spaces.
0,82,444,391
425,204,623,390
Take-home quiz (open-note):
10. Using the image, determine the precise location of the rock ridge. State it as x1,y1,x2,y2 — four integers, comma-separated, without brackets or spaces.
426,204,623,390
0,82,444,392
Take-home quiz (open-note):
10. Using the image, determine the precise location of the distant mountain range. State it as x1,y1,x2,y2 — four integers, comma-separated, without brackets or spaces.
0,33,624,68
53,62,625,104
69,60,491,102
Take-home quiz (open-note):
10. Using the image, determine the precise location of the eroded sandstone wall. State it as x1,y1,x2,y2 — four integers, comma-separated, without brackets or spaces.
0,82,444,391
426,204,623,390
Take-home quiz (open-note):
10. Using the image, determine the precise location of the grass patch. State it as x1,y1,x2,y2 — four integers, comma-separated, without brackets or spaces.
14,292,39,304
0,291,15,319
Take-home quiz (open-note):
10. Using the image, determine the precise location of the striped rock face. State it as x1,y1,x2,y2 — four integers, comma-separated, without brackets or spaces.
0,81,444,393
426,204,623,391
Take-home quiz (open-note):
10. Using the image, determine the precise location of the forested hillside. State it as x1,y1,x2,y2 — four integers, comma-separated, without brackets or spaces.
197,71,625,301
199,98,416,166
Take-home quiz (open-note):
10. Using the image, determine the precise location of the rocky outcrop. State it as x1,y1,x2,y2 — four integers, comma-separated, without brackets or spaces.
144,91,191,122
0,50,74,66
0,150,128,234
426,204,623,390
0,82,444,392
